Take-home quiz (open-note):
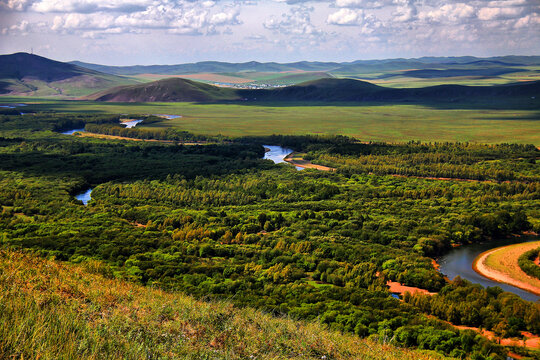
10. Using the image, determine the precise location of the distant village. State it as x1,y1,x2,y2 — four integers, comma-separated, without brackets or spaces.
211,82,288,89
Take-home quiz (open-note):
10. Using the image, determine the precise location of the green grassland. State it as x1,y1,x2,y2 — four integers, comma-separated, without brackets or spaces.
348,67,540,88
3,98,539,145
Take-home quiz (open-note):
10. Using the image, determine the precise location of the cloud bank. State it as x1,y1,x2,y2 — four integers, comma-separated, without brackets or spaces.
0,0,538,63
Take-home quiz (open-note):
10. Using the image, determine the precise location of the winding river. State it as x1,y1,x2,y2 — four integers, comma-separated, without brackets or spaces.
438,238,540,302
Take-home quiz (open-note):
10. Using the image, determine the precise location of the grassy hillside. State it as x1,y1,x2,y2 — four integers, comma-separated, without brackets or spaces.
240,78,540,104
85,76,540,106
0,250,444,360
0,53,136,97
85,77,239,102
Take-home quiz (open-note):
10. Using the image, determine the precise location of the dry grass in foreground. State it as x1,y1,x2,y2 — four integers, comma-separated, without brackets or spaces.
0,250,446,360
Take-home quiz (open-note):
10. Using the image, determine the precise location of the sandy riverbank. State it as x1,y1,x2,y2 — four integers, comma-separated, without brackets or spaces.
473,241,540,296
283,152,335,171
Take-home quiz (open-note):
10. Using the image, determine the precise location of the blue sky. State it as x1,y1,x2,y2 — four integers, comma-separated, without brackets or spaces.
1,0,539,65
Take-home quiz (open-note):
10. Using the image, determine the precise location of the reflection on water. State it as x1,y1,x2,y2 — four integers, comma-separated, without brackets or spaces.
0,103,27,109
438,238,539,302
122,119,143,128
61,128,85,135
263,145,293,164
153,114,182,119
75,189,92,205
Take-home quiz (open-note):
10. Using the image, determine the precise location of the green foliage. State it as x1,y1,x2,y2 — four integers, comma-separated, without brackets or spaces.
518,247,540,280
0,113,539,359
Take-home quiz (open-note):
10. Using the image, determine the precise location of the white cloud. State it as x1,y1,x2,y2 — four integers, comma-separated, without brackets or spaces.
210,9,240,25
43,2,243,37
327,8,364,25
514,13,540,28
392,0,416,22
31,0,151,13
487,0,527,7
334,0,386,8
1,20,30,34
264,6,323,35
478,6,524,20
419,3,475,23
0,0,35,11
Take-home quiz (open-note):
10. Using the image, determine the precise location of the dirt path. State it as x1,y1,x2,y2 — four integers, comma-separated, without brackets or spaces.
284,152,335,171
473,241,540,296
77,132,207,146
451,324,540,349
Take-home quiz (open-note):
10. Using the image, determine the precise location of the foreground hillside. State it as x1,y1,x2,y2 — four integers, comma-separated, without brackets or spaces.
0,250,443,360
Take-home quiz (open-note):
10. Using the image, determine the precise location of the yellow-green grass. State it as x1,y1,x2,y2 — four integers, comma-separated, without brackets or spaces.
0,250,445,360
481,241,540,295
1,97,539,145
340,67,540,88
19,101,540,143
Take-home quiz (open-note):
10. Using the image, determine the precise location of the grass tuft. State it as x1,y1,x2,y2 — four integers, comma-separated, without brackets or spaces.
0,250,446,359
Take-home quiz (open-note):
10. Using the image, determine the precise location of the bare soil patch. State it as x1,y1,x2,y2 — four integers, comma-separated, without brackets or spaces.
452,324,540,349
386,280,435,296
284,152,335,171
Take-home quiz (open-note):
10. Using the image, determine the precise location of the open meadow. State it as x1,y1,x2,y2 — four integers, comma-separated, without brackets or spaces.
2,97,539,145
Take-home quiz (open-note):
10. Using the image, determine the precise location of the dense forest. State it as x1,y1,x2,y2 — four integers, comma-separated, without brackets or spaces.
1,113,539,359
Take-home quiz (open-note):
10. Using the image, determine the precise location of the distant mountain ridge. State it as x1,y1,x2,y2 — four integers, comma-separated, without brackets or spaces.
0,52,135,96
70,56,540,76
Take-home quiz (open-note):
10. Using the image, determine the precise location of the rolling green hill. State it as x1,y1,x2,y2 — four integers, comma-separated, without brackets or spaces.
85,77,240,102
0,53,136,97
86,76,540,107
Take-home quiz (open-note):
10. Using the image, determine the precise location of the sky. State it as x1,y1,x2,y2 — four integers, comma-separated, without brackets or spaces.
0,0,539,65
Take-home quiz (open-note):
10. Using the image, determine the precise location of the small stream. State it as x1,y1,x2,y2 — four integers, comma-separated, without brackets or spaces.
61,118,143,136
438,238,539,302
153,114,182,119
61,128,86,135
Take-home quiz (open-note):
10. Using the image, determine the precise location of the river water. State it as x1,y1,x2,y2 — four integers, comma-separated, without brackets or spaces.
61,128,86,135
153,114,182,119
263,145,303,170
75,188,92,205
61,118,143,135
122,119,143,128
438,238,539,302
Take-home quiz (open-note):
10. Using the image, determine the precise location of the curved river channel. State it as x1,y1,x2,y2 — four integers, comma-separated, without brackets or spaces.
438,238,539,302
64,119,143,204
66,140,540,301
